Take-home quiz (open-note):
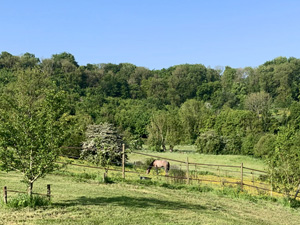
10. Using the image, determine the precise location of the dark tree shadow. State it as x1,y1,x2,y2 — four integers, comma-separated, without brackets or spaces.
54,195,207,211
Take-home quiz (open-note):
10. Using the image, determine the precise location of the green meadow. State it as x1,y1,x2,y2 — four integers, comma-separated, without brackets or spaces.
1,149,300,225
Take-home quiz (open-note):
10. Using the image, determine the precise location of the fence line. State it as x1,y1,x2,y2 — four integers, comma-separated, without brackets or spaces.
132,151,263,170
2,148,298,203
58,161,272,195
131,151,273,194
60,150,270,193
3,185,51,204
60,160,274,193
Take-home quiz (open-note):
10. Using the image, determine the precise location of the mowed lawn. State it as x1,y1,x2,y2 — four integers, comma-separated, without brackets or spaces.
1,169,300,225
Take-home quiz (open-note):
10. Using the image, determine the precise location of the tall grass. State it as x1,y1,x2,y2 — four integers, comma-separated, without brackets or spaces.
1,194,51,209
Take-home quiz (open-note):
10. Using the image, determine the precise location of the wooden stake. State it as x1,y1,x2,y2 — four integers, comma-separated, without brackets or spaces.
241,163,244,191
186,157,190,185
47,184,51,201
3,186,7,204
122,144,125,179
103,172,107,182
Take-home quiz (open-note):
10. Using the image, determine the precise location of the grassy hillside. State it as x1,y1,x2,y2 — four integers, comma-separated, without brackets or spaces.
1,153,300,225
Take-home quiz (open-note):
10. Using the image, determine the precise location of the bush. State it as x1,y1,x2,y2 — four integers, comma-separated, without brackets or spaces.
281,198,300,208
254,133,276,158
2,194,50,209
80,123,126,166
241,134,259,155
195,130,224,154
168,166,186,184
266,127,300,197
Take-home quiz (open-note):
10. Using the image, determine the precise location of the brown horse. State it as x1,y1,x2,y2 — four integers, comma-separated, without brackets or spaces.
146,160,170,175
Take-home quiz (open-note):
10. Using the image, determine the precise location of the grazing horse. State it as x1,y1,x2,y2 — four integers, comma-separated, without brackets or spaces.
146,160,170,175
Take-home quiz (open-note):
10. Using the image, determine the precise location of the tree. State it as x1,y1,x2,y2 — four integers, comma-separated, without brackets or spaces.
147,109,182,152
244,91,272,131
0,68,74,195
52,52,79,68
179,99,213,144
0,51,19,69
167,64,207,106
147,111,168,151
18,53,40,68
165,107,182,152
288,101,300,130
266,127,300,197
142,77,169,105
221,66,237,91
254,133,276,158
195,130,224,154
80,123,125,166
214,108,260,154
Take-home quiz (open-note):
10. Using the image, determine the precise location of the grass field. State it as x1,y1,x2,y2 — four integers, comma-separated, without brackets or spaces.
1,149,300,224
129,145,266,171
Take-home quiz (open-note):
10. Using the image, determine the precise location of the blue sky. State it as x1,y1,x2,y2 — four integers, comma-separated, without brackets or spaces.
1,0,299,69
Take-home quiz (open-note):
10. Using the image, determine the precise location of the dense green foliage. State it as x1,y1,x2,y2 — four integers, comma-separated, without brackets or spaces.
80,123,125,166
1,51,300,194
0,67,78,195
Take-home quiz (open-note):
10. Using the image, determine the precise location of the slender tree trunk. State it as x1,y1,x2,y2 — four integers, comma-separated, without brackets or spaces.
28,182,33,197
162,144,166,152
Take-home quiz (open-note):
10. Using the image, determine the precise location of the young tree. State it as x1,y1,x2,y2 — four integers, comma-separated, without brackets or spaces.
0,68,74,195
147,109,182,152
244,91,272,131
147,111,168,151
266,127,300,197
80,123,125,166
179,99,212,143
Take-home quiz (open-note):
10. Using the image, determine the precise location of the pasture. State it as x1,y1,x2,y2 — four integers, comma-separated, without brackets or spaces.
1,148,300,224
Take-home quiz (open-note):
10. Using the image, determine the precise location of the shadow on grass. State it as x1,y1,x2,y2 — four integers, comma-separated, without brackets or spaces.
54,195,207,211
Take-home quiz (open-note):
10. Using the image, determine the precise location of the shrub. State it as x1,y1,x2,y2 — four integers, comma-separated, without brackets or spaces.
2,194,50,209
241,134,260,155
169,166,186,184
254,133,276,158
195,130,224,154
80,123,126,166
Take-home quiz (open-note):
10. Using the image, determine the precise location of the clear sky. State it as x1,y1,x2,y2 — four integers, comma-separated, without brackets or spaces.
1,0,299,69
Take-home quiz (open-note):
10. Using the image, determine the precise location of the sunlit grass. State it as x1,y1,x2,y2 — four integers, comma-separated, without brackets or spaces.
1,169,300,225
1,149,300,224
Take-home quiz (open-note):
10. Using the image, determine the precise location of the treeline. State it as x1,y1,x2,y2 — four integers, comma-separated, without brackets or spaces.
1,51,300,157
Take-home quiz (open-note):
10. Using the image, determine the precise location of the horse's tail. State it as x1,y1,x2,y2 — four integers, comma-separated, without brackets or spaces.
166,162,170,172
147,160,155,172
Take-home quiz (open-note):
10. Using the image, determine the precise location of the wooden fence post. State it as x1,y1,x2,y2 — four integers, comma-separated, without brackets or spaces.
186,157,190,185
294,183,300,199
270,176,273,197
241,163,244,191
103,172,107,182
122,143,125,179
3,186,7,204
47,184,51,201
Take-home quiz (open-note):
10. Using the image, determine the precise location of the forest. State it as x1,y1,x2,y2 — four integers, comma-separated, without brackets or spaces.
0,51,300,156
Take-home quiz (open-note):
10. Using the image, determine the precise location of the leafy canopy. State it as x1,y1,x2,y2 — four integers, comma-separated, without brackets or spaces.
0,68,75,194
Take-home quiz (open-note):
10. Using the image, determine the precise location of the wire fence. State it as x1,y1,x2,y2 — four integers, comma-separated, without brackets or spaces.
3,185,51,204
130,151,272,194
2,147,298,202
56,149,276,197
